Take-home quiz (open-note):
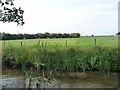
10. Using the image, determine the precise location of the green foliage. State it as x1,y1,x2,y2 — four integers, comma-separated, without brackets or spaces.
1,32,81,40
116,32,120,35
2,36,119,78
2,46,119,74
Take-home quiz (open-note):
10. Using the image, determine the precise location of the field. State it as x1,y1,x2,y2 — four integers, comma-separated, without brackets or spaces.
1,36,118,48
2,36,119,71
1,36,119,88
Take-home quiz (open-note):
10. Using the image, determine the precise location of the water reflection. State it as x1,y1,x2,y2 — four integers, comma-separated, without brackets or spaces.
2,68,118,88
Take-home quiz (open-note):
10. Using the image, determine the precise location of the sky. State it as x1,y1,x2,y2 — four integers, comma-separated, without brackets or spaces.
0,0,119,36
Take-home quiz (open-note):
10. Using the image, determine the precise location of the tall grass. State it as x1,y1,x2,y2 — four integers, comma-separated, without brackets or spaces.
2,36,119,78
2,45,119,76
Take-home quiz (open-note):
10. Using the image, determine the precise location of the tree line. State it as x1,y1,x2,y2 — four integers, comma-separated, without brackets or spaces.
1,32,80,40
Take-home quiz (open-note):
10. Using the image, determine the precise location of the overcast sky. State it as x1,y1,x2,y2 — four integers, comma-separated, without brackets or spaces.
0,0,119,36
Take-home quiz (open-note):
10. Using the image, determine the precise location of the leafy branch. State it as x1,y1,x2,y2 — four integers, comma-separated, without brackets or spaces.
0,0,25,25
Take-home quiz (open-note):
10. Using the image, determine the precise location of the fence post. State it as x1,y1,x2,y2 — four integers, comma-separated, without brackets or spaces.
21,41,23,47
94,38,96,46
65,41,67,47
38,40,40,46
41,42,44,47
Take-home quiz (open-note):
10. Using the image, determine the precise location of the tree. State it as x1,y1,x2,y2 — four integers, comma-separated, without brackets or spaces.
18,34,24,39
44,32,50,38
57,33,63,38
75,33,80,38
116,32,120,35
0,0,24,25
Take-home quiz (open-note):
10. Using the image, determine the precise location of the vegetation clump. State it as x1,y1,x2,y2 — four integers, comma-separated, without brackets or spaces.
2,44,119,76
1,36,119,88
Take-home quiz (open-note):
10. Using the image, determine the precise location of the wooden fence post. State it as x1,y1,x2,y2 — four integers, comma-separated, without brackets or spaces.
94,38,96,46
41,42,44,47
38,40,40,46
21,41,23,47
65,41,67,47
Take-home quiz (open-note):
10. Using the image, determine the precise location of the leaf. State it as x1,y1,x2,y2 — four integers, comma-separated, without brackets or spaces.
1,2,4,7
5,2,9,5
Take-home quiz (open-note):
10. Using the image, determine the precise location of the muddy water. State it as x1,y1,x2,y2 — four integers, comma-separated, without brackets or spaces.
1,68,118,88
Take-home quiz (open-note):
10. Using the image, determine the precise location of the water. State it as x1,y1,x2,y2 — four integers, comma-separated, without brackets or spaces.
1,68,118,88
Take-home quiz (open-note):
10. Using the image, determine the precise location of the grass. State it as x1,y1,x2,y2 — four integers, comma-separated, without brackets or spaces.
1,36,119,77
1,36,118,48
1,36,119,88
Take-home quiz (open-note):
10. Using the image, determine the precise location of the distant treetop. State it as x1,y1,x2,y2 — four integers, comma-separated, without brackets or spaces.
1,32,81,40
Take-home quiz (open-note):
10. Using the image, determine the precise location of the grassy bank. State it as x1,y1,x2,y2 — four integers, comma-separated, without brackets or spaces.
2,36,119,77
